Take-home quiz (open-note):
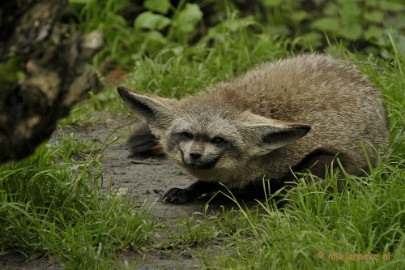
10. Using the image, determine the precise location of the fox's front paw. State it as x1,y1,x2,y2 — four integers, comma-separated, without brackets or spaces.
162,188,195,204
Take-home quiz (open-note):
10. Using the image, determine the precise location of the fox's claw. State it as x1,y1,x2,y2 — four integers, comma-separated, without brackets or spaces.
162,187,196,204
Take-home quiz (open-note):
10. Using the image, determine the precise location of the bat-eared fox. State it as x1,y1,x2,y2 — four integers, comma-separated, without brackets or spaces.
117,54,388,204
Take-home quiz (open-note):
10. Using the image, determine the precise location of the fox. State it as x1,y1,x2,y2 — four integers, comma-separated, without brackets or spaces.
117,54,388,204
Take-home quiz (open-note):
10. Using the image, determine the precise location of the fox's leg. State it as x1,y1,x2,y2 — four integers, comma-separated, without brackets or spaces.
290,149,360,191
127,124,164,157
162,181,221,204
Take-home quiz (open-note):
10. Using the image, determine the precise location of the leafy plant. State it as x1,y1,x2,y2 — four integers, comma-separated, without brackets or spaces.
65,0,405,71
260,0,405,55
134,0,203,57
65,0,204,68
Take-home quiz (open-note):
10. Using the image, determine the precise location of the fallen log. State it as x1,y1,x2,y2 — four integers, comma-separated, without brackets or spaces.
0,0,103,163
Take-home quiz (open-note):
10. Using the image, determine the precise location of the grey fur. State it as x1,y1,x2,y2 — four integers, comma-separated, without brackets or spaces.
118,54,388,197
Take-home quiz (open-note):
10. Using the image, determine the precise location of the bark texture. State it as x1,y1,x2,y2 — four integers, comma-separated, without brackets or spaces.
0,0,103,163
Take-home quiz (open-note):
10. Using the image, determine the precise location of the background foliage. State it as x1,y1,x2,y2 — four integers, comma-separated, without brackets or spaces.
64,0,405,68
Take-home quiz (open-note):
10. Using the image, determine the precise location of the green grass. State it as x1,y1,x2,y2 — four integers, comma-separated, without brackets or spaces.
204,162,405,269
0,134,156,269
1,3,404,269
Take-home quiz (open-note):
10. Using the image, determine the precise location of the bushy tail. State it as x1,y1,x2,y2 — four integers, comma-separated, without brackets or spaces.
127,124,165,157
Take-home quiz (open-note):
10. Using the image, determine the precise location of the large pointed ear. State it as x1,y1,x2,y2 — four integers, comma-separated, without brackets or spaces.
240,111,311,156
117,86,178,133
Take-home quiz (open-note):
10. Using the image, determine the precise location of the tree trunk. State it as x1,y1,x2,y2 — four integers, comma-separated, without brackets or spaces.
0,0,103,163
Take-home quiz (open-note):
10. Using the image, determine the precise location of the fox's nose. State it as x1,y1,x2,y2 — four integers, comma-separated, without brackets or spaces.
189,152,202,160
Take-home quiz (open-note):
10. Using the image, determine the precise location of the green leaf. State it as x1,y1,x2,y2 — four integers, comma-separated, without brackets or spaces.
339,2,361,22
338,24,363,40
224,16,256,32
290,11,309,23
386,16,405,29
396,34,405,57
324,3,339,16
173,4,203,33
299,32,323,47
262,0,283,7
379,1,404,11
144,0,171,14
364,11,384,23
134,11,171,31
267,25,290,35
364,25,384,40
143,31,168,44
310,18,340,32
68,0,95,4
365,0,378,7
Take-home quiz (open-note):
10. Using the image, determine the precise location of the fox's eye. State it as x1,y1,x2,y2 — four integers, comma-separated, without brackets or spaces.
179,132,193,140
211,136,226,145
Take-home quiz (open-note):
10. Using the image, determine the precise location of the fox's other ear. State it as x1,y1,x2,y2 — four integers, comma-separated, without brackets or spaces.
117,86,178,130
241,112,311,156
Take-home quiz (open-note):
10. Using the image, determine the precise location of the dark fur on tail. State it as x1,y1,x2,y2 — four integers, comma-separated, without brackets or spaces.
127,124,165,157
